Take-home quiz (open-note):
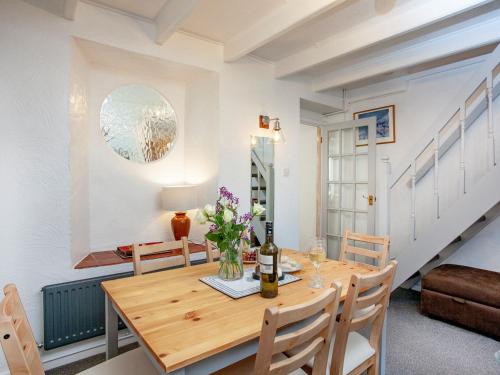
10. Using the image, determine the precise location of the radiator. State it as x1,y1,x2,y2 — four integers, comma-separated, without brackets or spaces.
42,272,132,350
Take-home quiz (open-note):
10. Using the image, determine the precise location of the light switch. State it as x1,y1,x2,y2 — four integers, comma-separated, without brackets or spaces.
283,168,290,177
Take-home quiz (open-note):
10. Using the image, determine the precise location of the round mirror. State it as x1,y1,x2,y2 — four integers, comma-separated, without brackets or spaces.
100,85,177,163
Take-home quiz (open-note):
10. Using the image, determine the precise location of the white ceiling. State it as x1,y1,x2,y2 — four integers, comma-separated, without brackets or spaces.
88,0,168,20
26,0,500,92
253,0,411,61
179,0,287,43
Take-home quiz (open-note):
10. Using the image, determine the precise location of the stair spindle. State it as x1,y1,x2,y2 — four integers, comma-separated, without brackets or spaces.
459,106,466,195
487,74,497,167
411,161,416,241
382,156,391,236
433,135,440,220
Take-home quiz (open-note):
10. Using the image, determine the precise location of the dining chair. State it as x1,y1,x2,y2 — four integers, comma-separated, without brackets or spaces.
339,230,390,270
133,237,190,275
295,261,397,375
205,239,220,263
213,282,342,375
330,260,397,375
0,284,157,375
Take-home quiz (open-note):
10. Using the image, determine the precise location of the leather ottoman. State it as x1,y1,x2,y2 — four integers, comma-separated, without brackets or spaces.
420,264,500,340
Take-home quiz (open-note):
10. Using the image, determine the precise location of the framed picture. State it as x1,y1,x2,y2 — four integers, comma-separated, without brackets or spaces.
353,105,395,146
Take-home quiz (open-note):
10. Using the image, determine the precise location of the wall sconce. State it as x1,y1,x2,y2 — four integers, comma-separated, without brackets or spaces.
271,118,285,144
254,115,285,145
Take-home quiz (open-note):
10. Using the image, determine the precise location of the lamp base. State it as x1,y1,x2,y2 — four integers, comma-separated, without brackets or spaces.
171,212,190,240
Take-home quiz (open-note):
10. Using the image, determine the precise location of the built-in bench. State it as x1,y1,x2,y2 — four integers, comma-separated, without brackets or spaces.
421,264,500,340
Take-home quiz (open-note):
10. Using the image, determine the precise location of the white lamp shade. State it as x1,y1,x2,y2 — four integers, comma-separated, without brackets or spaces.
162,185,199,212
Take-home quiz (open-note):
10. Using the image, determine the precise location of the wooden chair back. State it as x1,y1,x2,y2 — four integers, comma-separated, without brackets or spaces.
339,230,390,270
133,237,190,275
0,284,44,375
205,240,220,263
331,261,397,375
254,282,342,375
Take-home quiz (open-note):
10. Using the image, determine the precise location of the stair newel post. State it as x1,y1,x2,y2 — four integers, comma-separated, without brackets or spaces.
411,160,417,241
487,74,496,168
433,135,440,220
382,156,391,236
459,105,466,195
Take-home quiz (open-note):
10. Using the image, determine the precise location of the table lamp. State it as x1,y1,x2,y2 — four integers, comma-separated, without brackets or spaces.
162,185,199,240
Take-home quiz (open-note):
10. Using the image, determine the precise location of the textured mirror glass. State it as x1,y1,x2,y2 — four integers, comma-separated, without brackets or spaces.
100,85,177,163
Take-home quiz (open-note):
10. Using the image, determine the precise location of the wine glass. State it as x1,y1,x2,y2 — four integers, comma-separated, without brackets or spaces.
308,238,326,288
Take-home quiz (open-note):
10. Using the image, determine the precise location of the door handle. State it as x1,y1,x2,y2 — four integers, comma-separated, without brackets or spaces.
363,194,376,205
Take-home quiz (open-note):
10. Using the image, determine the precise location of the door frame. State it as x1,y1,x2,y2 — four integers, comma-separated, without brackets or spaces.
320,118,377,252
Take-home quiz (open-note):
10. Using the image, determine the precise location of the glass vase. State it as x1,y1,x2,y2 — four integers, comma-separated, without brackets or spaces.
218,241,244,281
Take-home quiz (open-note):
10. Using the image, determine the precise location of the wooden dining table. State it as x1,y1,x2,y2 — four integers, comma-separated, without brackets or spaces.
101,249,386,375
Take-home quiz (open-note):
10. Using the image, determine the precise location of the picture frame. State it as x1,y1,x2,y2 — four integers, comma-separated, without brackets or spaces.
353,105,395,146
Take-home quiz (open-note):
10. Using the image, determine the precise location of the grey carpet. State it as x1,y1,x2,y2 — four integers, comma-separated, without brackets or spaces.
387,288,500,375
47,289,500,374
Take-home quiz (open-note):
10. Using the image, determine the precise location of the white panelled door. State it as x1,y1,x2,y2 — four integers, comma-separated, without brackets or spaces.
322,118,377,260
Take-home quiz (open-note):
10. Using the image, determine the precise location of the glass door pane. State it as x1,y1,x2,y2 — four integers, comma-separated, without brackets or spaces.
324,118,376,260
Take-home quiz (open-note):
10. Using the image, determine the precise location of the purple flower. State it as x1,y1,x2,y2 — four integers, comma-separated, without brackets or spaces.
239,212,253,223
209,224,218,232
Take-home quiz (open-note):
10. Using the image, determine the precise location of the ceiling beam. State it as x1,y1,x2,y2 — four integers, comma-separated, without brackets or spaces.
276,0,494,79
311,14,500,92
63,0,78,20
224,0,347,62
155,0,200,45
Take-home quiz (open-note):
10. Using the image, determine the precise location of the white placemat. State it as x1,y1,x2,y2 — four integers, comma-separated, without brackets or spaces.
200,268,301,299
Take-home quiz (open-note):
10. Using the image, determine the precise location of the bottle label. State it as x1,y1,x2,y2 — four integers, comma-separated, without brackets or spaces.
259,254,274,274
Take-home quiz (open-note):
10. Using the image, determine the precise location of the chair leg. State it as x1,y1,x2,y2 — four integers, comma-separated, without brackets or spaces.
367,355,379,375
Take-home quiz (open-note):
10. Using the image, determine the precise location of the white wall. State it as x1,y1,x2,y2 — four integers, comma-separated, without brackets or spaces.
298,124,318,250
87,68,186,250
0,1,326,372
0,2,134,372
184,73,220,242
444,215,500,272
218,58,321,249
69,39,90,264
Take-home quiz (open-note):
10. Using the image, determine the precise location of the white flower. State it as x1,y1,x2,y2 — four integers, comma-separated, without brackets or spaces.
204,204,216,217
220,197,230,208
223,208,234,223
195,209,207,224
252,203,266,216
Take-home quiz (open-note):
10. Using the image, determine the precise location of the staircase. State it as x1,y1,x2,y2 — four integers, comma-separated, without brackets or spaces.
250,146,274,245
385,43,500,288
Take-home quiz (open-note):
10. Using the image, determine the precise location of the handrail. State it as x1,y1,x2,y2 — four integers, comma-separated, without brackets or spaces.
389,43,500,189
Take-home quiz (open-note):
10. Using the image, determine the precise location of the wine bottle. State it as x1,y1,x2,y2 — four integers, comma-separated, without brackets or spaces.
259,222,278,298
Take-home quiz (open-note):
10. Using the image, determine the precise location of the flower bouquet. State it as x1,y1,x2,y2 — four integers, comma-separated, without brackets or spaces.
196,187,265,280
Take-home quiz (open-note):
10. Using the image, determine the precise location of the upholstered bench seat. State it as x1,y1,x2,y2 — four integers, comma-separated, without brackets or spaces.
421,264,500,340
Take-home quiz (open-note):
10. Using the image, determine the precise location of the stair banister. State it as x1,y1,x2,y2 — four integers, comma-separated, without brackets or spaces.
433,134,440,220
459,105,466,195
411,160,417,241
381,156,391,236
487,73,497,167
389,44,500,189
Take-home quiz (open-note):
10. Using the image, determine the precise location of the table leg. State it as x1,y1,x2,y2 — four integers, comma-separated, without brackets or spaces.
380,314,387,375
105,294,119,360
